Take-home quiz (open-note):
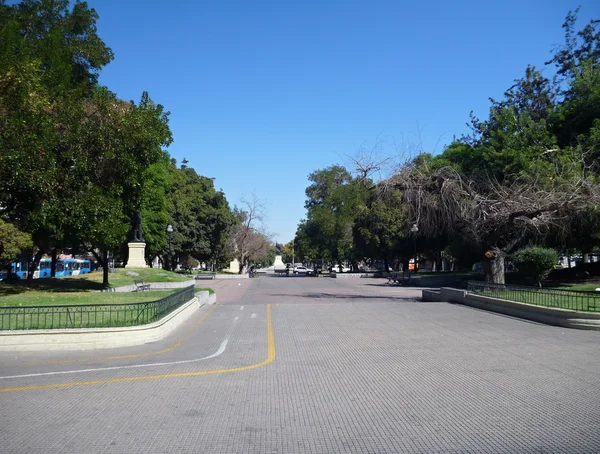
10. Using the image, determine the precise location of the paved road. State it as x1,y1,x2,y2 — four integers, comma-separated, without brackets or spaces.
1,276,599,453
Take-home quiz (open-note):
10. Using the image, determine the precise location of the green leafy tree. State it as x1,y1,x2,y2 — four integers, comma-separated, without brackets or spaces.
141,160,173,265
512,246,559,287
303,165,368,267
0,0,114,277
353,188,408,271
280,241,294,264
167,164,234,270
62,89,173,286
5,0,114,95
0,219,33,271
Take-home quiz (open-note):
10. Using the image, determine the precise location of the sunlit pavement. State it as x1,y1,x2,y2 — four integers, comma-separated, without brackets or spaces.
1,275,599,453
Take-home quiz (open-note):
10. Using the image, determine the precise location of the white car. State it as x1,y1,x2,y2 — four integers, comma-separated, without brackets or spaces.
293,266,314,275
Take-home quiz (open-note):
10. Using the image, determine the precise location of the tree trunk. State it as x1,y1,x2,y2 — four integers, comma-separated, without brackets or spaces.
27,249,44,280
51,248,57,277
91,249,110,288
483,250,506,284
102,250,109,288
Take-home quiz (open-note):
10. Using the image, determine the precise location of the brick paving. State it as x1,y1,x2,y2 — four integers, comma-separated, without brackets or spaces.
0,275,599,453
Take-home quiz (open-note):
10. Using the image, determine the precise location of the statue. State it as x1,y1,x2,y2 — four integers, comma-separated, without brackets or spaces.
131,212,144,242
275,242,282,256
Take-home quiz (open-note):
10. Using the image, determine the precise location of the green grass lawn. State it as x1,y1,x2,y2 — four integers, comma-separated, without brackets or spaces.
0,268,191,296
471,286,600,312
549,282,600,292
0,289,177,307
87,268,192,287
0,286,199,330
0,269,211,330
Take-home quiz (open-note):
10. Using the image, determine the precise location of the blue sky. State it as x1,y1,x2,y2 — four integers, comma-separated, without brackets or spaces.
93,0,599,243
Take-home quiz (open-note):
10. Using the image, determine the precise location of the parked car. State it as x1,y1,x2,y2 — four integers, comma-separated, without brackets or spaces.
293,266,314,275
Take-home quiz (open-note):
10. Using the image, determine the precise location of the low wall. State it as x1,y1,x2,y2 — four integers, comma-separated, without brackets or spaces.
0,291,216,351
434,287,600,330
329,273,377,279
422,289,442,302
214,274,249,279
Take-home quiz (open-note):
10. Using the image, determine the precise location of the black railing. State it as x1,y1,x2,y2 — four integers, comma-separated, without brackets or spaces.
0,285,195,331
467,281,600,312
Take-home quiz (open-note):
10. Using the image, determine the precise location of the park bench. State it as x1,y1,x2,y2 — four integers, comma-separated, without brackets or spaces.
195,272,216,280
134,279,151,291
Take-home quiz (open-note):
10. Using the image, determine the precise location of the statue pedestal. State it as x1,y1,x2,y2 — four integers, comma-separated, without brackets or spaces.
228,258,240,273
125,242,148,268
273,254,285,270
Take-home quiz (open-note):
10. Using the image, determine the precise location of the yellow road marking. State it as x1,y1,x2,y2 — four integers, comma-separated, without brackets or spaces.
0,305,275,393
5,305,217,368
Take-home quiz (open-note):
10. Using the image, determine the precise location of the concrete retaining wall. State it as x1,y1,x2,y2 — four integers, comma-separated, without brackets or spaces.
422,289,443,302
214,274,248,279
433,287,600,330
329,273,377,279
0,291,216,351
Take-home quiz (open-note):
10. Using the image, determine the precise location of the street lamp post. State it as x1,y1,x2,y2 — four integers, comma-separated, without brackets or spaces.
166,224,173,271
410,223,419,272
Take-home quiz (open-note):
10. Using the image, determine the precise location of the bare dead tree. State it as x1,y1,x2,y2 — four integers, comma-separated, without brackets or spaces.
228,193,273,274
379,156,600,284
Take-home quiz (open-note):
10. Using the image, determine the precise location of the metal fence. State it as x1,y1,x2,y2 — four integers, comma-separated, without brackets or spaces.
467,281,600,312
0,285,196,331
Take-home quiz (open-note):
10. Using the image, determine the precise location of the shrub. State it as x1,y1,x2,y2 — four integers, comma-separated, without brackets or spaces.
512,246,559,287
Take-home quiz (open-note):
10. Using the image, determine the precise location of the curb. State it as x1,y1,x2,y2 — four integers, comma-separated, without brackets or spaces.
428,287,600,330
0,291,216,351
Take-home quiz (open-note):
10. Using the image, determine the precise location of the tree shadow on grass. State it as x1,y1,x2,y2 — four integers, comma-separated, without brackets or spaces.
0,277,104,296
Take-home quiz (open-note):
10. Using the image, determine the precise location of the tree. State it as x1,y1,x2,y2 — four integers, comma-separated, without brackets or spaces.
166,164,234,270
140,160,173,265
227,194,272,274
545,8,600,82
0,0,116,278
512,246,559,287
353,188,408,271
302,166,368,267
369,11,600,283
5,0,114,95
0,219,33,272
281,241,294,264
66,89,172,286
384,157,598,284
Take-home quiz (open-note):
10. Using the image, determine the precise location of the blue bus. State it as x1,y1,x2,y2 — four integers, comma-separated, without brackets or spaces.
3,258,93,280
9,261,30,279
34,258,53,278
60,259,91,276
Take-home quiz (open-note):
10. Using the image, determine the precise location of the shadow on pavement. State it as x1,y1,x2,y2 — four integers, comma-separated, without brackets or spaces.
266,292,441,302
